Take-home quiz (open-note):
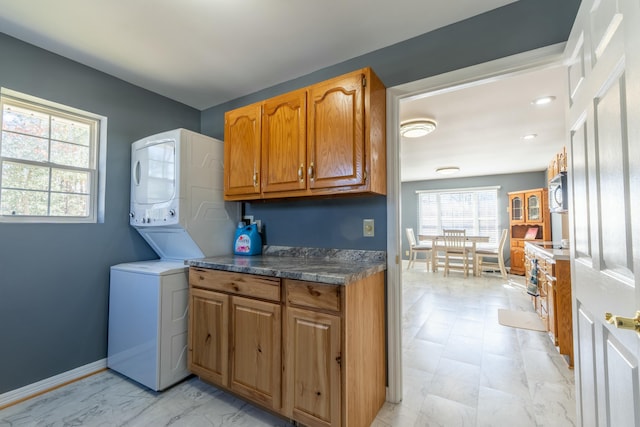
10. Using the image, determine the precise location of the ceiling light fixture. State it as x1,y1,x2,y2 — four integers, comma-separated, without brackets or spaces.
531,96,556,106
522,134,537,140
400,119,437,138
435,166,460,175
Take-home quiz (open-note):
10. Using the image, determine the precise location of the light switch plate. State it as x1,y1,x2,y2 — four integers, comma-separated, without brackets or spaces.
363,219,375,237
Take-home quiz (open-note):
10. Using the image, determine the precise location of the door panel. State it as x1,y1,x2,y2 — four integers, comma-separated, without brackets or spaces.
188,288,229,386
224,103,262,196
229,296,281,410
262,89,307,194
308,72,364,190
566,1,640,426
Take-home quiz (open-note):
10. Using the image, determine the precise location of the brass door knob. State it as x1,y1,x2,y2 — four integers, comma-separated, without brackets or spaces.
605,311,640,335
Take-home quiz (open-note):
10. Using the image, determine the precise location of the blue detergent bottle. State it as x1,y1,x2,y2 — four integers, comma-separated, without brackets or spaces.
233,222,262,256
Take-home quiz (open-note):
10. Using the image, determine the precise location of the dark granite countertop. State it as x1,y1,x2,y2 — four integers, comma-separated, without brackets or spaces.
186,245,387,286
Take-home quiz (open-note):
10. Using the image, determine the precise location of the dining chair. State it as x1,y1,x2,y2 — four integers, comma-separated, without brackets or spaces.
442,229,470,277
476,228,508,278
405,228,432,270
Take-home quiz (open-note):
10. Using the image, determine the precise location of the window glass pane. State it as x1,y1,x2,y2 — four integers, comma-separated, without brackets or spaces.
0,131,48,162
418,188,499,249
0,189,49,215
418,193,438,235
51,116,90,146
2,104,49,137
50,193,89,217
51,140,90,168
1,161,49,190
0,91,101,222
51,168,89,194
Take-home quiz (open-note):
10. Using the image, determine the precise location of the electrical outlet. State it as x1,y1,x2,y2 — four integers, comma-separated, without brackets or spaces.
242,215,253,225
255,219,262,233
363,219,374,237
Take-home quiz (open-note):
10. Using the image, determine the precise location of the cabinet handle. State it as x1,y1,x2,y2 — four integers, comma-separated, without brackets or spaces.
308,162,315,182
253,171,258,187
298,164,305,182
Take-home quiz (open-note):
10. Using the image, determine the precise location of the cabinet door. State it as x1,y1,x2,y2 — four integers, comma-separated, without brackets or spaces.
509,193,524,223
224,102,262,198
510,246,525,275
188,288,229,387
262,89,307,194
308,71,364,190
525,191,543,223
230,296,281,411
284,307,341,427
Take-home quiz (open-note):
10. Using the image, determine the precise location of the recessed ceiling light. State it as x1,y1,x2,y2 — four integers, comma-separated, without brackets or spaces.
531,96,556,106
435,166,460,175
522,134,537,140
400,119,437,138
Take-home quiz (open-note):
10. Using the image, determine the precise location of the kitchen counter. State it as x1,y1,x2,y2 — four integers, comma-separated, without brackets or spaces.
186,245,387,286
524,241,570,261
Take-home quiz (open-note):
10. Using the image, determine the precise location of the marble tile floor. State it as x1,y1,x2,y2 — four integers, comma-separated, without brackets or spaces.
372,266,576,427
0,266,576,427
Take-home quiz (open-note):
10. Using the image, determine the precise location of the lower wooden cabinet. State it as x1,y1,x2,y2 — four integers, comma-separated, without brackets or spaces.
188,267,386,427
510,245,525,275
283,306,341,427
524,243,573,367
188,288,229,386
230,296,281,411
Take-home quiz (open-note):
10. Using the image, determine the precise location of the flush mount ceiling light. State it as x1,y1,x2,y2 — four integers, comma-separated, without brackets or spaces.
531,96,556,106
400,119,437,138
522,133,538,140
435,166,460,175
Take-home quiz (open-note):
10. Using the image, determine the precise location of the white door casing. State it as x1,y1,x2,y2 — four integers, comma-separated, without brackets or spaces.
565,0,640,426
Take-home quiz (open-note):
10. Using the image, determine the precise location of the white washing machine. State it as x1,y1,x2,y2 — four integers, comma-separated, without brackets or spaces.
107,260,190,391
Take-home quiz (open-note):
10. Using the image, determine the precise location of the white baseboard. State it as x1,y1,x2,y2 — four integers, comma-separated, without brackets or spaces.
0,359,107,409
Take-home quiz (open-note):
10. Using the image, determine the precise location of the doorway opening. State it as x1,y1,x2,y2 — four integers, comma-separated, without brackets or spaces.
385,43,567,402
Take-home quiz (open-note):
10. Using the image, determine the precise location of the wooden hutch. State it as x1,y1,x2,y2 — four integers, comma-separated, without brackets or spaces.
507,188,551,275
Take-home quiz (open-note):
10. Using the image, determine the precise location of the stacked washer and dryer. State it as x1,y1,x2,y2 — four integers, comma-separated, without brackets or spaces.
107,128,238,391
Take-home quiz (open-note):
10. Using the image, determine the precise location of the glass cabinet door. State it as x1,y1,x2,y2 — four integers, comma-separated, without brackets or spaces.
511,196,523,222
527,194,540,221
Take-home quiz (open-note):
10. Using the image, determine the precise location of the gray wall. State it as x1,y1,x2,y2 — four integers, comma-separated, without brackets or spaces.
401,172,548,266
0,33,201,394
0,0,580,395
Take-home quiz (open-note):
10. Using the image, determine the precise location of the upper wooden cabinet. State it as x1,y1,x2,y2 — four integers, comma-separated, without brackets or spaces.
223,67,386,201
261,89,307,194
224,102,262,197
307,72,364,191
507,188,550,275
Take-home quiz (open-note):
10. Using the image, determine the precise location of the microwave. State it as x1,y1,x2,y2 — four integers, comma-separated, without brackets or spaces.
549,171,568,213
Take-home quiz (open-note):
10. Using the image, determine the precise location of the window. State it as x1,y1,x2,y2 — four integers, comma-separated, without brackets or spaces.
0,89,104,223
417,186,500,248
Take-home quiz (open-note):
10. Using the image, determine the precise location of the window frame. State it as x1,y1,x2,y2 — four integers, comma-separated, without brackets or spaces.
416,186,501,248
0,88,106,224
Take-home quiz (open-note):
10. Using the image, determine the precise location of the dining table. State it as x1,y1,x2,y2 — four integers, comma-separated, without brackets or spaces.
418,234,490,276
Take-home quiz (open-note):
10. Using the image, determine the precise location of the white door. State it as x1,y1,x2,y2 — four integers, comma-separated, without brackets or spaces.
565,0,640,426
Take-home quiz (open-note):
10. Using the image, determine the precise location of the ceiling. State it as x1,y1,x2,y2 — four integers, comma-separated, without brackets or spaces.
399,64,567,182
0,0,567,183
